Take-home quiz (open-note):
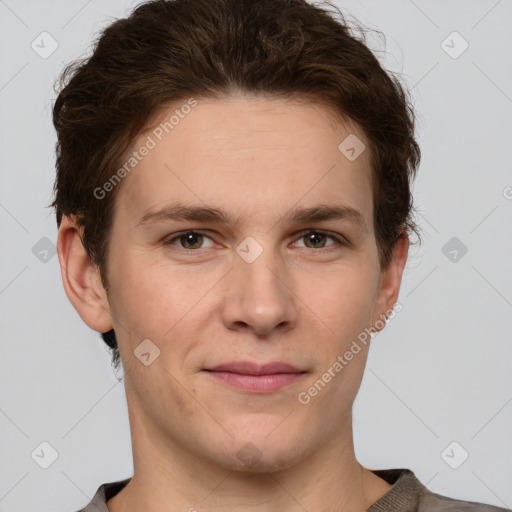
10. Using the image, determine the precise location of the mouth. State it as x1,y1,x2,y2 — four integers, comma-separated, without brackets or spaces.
203,361,307,392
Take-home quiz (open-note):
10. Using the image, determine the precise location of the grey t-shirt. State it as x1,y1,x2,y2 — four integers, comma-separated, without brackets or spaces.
76,468,510,511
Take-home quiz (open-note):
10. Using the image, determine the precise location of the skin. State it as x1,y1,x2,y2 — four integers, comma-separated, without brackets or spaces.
58,94,409,512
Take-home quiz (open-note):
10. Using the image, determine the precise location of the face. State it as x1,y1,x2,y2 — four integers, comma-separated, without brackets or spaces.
60,94,407,473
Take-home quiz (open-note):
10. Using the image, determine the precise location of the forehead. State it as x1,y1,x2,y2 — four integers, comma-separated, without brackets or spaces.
114,94,374,231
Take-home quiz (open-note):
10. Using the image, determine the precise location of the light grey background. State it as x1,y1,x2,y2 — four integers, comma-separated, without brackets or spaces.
1,0,511,510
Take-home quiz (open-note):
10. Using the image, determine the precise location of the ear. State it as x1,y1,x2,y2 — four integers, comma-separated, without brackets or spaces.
371,233,409,333
57,216,113,333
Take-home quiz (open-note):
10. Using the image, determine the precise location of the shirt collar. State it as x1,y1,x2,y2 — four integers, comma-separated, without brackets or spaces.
81,468,425,512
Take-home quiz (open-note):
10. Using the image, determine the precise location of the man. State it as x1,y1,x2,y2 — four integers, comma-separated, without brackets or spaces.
51,0,509,510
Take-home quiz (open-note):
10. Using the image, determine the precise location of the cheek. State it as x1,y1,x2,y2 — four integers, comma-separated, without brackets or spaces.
109,255,218,352
303,263,378,336
106,256,172,342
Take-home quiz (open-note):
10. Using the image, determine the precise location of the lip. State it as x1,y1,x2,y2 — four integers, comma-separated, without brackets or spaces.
204,361,307,392
206,361,304,375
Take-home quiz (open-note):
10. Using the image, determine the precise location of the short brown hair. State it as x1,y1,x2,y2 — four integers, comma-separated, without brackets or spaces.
51,0,421,369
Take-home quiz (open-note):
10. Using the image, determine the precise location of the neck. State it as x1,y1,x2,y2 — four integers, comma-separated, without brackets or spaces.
107,402,391,512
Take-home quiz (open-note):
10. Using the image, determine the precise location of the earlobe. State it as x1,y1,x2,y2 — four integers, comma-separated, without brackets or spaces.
57,216,113,333
371,234,409,332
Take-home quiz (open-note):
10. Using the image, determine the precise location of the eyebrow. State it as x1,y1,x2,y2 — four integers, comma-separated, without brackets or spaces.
136,202,367,233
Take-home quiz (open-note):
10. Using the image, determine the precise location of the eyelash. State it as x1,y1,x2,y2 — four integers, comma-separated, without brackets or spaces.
162,230,347,251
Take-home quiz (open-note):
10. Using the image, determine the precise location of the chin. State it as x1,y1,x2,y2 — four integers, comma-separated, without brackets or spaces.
211,432,314,474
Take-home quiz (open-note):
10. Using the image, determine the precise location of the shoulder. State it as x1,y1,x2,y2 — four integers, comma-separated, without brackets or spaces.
73,477,131,512
369,468,510,512
418,489,511,512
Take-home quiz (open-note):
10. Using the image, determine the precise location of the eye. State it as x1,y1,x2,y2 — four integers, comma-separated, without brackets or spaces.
164,231,215,250
294,230,344,249
162,229,346,251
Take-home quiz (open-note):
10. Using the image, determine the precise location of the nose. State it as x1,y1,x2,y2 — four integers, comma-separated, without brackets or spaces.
220,243,298,337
